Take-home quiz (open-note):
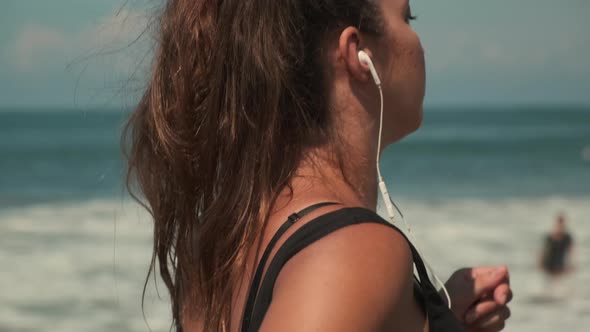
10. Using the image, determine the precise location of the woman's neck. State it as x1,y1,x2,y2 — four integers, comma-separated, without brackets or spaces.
278,111,380,211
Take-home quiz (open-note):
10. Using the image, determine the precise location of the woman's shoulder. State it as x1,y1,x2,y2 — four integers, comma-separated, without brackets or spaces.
277,214,414,291
260,213,416,331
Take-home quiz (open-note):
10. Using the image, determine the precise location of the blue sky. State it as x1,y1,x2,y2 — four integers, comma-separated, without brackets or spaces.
1,0,589,108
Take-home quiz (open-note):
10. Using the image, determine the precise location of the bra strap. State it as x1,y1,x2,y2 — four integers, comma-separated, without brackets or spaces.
240,201,338,332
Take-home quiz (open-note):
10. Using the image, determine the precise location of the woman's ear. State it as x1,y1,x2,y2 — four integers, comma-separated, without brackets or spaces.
338,27,373,84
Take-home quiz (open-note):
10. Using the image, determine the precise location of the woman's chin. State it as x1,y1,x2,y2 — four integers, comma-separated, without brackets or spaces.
413,104,424,129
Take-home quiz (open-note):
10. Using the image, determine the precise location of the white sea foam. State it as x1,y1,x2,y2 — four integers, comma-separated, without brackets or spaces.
1,196,589,331
0,199,171,332
381,196,590,331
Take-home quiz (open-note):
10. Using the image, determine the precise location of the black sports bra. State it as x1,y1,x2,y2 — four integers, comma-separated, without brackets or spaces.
176,203,465,331
240,202,465,332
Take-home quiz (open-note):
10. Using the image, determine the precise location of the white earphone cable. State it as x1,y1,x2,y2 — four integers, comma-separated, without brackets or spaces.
375,86,397,222
376,86,384,180
374,84,452,309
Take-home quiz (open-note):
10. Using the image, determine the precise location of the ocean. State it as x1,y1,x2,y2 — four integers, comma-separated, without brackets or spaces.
1,106,589,331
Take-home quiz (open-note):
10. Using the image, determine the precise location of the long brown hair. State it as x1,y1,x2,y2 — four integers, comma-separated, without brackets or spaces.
124,0,382,330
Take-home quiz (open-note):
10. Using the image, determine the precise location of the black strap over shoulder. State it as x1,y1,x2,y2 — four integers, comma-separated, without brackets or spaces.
242,207,464,332
176,204,463,332
240,202,338,332
244,208,399,331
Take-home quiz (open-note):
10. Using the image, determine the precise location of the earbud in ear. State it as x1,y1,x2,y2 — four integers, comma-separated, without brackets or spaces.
357,50,381,86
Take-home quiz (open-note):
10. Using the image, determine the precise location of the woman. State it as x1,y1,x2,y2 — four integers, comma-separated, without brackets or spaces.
125,0,513,331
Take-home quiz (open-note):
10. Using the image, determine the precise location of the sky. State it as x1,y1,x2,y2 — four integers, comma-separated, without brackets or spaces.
1,0,589,109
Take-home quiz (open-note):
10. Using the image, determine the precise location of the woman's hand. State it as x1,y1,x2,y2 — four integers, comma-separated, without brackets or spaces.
443,266,513,331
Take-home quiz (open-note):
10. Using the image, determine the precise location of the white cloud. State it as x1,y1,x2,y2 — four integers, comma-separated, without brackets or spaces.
5,9,151,75
479,44,503,64
9,24,67,71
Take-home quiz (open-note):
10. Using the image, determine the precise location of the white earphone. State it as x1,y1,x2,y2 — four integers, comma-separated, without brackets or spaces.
358,49,452,309
358,50,381,86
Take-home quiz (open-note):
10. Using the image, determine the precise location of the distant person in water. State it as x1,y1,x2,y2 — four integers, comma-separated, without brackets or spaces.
540,213,574,277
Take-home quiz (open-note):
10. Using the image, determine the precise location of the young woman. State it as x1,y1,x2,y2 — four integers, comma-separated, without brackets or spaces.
125,0,513,331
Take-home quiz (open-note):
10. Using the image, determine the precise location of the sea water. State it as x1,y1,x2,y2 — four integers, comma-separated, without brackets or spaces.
1,107,589,331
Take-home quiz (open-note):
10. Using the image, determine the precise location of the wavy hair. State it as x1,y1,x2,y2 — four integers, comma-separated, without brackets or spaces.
124,0,382,330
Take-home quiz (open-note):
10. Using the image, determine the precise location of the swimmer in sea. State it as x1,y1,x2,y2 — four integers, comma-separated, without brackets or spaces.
539,213,574,278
